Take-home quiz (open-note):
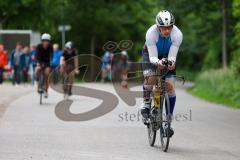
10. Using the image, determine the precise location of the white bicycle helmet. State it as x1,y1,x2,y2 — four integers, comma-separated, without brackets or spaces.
156,10,175,27
121,50,127,56
41,33,51,41
65,41,73,49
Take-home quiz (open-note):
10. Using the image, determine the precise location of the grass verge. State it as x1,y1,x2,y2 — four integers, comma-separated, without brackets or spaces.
188,69,240,109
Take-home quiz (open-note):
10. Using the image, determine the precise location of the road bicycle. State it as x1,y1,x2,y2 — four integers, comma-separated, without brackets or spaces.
145,59,185,152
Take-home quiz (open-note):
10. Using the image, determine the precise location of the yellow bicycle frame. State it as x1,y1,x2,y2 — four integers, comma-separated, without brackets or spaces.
153,86,161,109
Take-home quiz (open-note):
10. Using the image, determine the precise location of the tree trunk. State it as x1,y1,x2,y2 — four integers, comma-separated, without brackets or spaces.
90,36,95,80
222,0,228,69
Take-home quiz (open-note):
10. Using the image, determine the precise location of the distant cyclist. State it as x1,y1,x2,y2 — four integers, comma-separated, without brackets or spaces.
60,41,79,97
35,33,53,98
140,10,183,137
111,51,129,88
101,51,112,82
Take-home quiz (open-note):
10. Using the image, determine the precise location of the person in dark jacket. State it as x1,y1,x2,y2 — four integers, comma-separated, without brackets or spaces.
10,42,23,86
21,46,31,84
29,45,37,85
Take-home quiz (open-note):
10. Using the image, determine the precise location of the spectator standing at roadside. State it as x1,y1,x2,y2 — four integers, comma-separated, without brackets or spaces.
51,43,62,70
101,51,112,82
29,45,37,85
0,44,8,84
21,46,31,84
10,42,23,86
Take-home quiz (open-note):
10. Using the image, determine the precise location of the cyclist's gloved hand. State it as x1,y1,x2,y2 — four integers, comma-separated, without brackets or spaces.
75,69,79,74
36,63,41,69
168,57,176,70
157,59,165,69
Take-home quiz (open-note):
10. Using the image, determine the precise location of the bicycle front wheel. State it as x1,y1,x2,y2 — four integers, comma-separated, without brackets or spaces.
159,93,171,152
148,122,156,146
39,74,44,105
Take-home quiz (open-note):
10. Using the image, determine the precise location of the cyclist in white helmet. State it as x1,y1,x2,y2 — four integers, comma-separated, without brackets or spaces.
140,10,183,137
60,41,79,98
35,33,53,98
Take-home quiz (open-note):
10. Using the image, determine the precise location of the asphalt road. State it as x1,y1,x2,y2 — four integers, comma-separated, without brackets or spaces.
0,83,240,160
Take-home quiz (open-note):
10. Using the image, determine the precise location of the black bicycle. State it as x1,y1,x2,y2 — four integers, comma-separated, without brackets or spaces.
145,59,185,152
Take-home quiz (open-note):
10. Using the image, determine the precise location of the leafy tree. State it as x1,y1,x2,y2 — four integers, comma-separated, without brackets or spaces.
65,0,158,60
231,0,240,75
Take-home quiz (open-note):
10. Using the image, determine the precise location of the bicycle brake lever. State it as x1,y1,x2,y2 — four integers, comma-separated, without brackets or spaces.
175,75,185,85
182,76,185,85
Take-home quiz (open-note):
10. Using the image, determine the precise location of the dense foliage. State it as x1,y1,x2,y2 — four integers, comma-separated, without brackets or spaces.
0,0,239,70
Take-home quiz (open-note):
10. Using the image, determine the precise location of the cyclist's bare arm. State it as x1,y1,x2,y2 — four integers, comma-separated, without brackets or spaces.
167,27,183,67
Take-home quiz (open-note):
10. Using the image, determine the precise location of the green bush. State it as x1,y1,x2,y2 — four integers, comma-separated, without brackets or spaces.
231,52,240,76
189,69,240,108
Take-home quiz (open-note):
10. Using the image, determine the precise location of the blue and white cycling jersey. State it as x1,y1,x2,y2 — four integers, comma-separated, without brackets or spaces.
145,24,183,64
155,35,172,57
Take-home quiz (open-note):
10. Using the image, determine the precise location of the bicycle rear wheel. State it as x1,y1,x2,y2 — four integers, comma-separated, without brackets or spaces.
159,93,171,152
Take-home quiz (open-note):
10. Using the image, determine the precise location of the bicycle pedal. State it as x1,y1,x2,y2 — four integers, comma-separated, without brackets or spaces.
163,125,174,138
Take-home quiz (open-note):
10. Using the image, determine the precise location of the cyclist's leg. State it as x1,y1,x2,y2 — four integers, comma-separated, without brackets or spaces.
35,65,41,82
165,71,176,137
68,73,74,95
44,66,51,92
35,65,41,92
60,63,67,92
141,50,157,118
165,69,176,117
66,64,75,95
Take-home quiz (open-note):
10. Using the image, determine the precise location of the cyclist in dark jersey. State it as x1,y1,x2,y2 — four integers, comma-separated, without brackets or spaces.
35,33,53,98
112,51,129,88
60,41,79,97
